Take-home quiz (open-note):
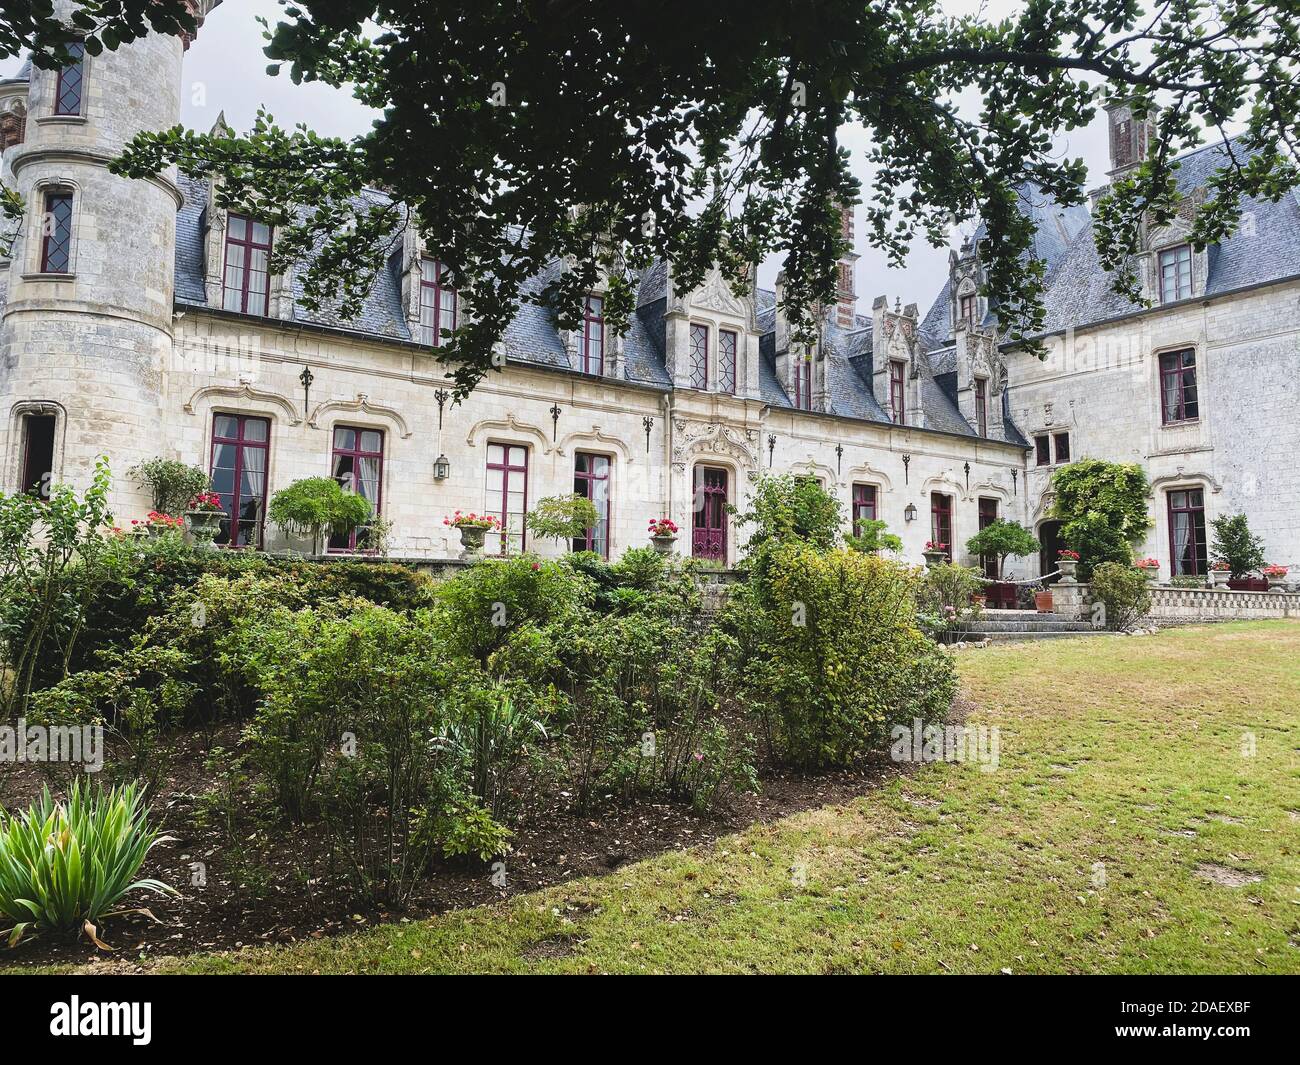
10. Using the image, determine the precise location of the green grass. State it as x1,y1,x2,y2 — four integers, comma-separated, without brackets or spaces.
29,622,1300,973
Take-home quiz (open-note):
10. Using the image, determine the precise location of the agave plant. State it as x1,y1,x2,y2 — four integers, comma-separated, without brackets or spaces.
0,779,176,948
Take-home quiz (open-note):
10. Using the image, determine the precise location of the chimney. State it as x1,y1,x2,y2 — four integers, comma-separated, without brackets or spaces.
835,201,858,328
1105,99,1158,179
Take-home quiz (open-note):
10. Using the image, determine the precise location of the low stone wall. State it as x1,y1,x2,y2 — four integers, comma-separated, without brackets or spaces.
1052,579,1300,622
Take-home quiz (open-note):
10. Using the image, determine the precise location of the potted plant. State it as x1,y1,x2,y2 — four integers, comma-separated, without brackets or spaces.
648,517,679,554
1034,582,1054,613
129,458,208,517
1134,557,1160,581
445,510,502,558
1209,560,1231,587
922,540,948,567
1263,564,1288,589
141,511,184,538
1056,548,1080,581
184,490,225,549
269,477,373,555
1210,513,1266,584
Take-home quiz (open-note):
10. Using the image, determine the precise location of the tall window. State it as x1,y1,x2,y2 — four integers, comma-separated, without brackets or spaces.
39,191,73,273
222,214,271,315
1159,245,1192,303
960,293,977,329
210,414,269,548
1053,432,1070,463
1168,488,1207,577
978,497,999,578
1159,348,1198,424
930,492,953,560
579,295,604,374
573,451,611,556
794,356,812,410
692,465,728,562
889,360,906,424
688,323,709,389
419,260,456,347
1035,434,1051,466
719,329,737,394
53,42,85,116
19,413,55,498
851,483,877,533
329,426,383,552
486,443,528,554
974,377,988,437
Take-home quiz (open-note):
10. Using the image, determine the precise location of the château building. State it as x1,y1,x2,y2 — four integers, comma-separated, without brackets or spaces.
2,2,1297,579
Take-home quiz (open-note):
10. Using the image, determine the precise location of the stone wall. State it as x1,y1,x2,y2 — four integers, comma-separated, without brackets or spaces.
1052,579,1300,622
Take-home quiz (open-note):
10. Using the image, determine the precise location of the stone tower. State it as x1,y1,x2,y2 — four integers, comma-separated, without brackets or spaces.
0,1,219,513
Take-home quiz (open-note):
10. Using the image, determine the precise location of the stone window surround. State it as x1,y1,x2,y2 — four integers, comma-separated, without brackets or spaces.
5,400,65,495
201,181,292,320
21,177,81,279
30,46,92,124
1033,427,1071,468
1152,341,1203,428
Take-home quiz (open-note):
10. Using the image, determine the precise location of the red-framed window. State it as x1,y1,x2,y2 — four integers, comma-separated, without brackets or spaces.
978,496,999,578
328,425,383,552
1159,348,1198,424
419,259,456,347
1035,434,1051,466
930,492,953,560
39,191,73,273
692,465,728,562
974,377,988,437
580,295,605,374
1159,245,1192,304
1168,487,1207,577
221,214,272,315
794,356,812,410
688,323,709,389
53,42,85,116
719,329,737,394
851,483,877,532
960,293,977,329
1053,431,1070,463
890,360,906,424
210,414,269,548
20,413,55,499
486,442,528,554
573,451,611,557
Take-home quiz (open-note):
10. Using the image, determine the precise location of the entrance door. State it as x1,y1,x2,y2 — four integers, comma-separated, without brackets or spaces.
692,466,728,563
1038,520,1064,584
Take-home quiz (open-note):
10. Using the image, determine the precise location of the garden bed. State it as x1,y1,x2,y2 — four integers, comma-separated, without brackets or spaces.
0,708,955,969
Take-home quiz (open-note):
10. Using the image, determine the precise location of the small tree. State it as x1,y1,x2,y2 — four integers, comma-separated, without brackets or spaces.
1050,459,1153,580
525,493,600,549
845,517,903,554
965,520,1039,580
269,477,372,554
128,458,208,516
1210,513,1265,578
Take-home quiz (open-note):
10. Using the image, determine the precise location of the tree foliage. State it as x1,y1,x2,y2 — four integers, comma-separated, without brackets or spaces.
92,0,1300,396
526,493,600,546
1050,459,1153,579
268,476,372,553
965,519,1039,580
1210,512,1265,577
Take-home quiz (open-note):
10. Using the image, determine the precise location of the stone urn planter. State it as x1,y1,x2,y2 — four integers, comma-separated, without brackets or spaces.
650,534,677,556
457,523,489,559
922,549,947,568
1057,558,1078,582
185,508,223,550
1264,568,1289,589
1209,568,1230,588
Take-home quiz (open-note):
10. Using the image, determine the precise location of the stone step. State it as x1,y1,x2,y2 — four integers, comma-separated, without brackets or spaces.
961,619,1095,633
976,629,1111,642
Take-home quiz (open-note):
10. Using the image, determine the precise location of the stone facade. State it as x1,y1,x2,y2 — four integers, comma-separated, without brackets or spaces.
1,10,1296,578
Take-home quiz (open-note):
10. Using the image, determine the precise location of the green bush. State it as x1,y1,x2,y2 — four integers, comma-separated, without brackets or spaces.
0,780,175,947
916,561,984,635
1050,459,1152,579
128,458,209,516
845,517,903,554
731,473,842,571
1088,561,1152,632
526,493,600,546
1210,513,1265,578
720,545,956,769
269,476,373,554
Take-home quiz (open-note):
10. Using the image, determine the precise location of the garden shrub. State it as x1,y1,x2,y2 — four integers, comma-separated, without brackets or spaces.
731,473,842,575
915,561,984,635
964,520,1038,580
525,493,600,546
844,517,903,554
1050,459,1152,579
1088,561,1152,632
128,458,209,517
268,476,373,554
1209,513,1265,578
719,545,957,769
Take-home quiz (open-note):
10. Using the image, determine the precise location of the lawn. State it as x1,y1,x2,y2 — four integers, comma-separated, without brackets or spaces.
57,622,1300,973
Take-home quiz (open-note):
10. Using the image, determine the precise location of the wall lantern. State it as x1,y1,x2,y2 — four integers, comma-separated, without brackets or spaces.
904,503,918,523
433,454,451,481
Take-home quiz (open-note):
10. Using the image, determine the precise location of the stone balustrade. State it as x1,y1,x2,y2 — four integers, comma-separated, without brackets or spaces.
1052,578,1300,622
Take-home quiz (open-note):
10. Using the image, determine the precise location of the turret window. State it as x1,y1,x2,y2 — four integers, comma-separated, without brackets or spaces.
53,43,85,117
960,293,977,329
419,259,456,346
19,413,55,498
39,191,74,274
222,214,272,315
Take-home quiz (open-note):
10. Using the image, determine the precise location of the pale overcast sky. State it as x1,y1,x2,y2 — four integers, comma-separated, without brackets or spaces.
1,0,1126,308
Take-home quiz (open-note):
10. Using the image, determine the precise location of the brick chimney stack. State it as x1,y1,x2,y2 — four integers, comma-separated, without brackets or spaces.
835,201,858,328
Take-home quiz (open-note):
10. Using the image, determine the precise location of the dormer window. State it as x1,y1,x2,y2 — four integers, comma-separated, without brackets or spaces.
1158,245,1192,304
794,355,812,410
889,359,906,424
53,42,85,116
580,295,604,373
974,377,988,437
719,329,737,394
960,293,978,329
688,324,709,389
419,259,456,346
222,214,271,315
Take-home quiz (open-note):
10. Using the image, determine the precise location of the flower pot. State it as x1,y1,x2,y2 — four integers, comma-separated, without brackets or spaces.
457,523,489,559
1137,568,1158,582
1267,576,1287,590
971,594,987,610
923,550,947,568
1057,559,1078,582
185,508,223,550
650,533,677,556
1209,569,1230,588
1034,589,1054,613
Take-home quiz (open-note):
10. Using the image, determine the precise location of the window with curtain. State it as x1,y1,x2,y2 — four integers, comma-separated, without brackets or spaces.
581,295,604,374
485,443,528,554
890,360,906,423
794,356,812,410
210,414,269,547
1159,245,1193,303
1167,488,1207,577
1159,349,1198,423
329,426,383,551
851,483,877,532
222,214,272,315
419,259,456,346
930,492,953,559
975,377,988,437
573,452,611,556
